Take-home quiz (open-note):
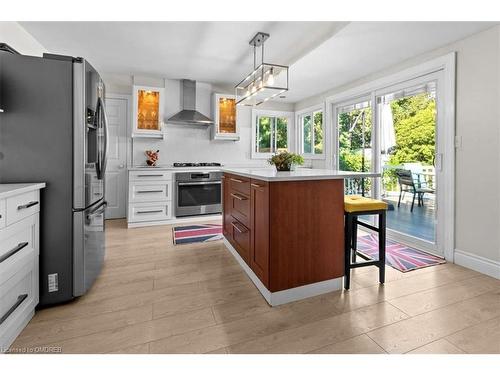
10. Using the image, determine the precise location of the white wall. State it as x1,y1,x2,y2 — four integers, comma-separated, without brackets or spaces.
0,22,46,56
107,76,294,167
294,26,500,266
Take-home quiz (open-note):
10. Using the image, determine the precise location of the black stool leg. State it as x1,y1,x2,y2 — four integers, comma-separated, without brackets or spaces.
344,213,353,290
351,217,358,263
378,211,386,284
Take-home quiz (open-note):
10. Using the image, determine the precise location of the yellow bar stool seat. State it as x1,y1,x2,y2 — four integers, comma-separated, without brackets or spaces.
344,195,388,213
343,195,388,290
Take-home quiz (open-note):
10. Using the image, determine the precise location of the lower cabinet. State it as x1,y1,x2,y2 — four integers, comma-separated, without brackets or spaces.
127,170,173,227
250,180,269,287
0,185,43,352
223,173,270,288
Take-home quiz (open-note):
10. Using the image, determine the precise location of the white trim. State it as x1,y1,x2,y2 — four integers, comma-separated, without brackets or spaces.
251,109,294,159
126,214,222,228
454,249,500,280
223,238,342,306
295,104,326,160
325,52,456,262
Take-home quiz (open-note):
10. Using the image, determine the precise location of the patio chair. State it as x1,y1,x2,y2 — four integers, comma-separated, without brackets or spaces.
395,169,435,212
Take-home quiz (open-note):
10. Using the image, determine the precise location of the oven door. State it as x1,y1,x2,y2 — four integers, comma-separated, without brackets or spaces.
175,181,222,217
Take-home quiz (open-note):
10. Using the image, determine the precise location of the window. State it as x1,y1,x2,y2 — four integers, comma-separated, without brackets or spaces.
298,108,324,158
252,110,292,158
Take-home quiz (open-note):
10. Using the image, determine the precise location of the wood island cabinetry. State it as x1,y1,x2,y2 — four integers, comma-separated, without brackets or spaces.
222,171,345,302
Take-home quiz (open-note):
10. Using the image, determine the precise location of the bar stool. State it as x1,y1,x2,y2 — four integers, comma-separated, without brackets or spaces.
344,195,388,290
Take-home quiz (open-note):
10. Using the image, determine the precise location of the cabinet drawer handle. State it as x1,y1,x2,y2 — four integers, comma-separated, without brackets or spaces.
230,193,247,201
231,222,248,233
0,294,28,325
137,174,164,177
230,178,244,183
17,201,39,210
0,242,29,264
137,209,163,214
251,183,263,188
137,190,163,194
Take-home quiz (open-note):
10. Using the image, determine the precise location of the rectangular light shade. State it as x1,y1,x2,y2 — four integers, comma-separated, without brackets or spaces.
235,63,288,106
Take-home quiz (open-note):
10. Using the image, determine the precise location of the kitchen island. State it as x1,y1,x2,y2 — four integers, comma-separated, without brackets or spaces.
222,168,379,306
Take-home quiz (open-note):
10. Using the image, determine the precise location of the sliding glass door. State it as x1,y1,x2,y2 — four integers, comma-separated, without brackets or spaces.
334,71,445,256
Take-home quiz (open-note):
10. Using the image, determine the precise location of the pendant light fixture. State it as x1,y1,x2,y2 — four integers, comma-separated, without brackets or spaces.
235,32,289,106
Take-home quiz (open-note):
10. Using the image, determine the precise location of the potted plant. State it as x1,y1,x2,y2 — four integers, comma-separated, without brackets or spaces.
268,151,304,172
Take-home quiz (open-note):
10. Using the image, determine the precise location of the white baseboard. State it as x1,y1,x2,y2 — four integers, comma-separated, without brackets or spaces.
223,238,342,306
127,214,222,228
454,249,500,279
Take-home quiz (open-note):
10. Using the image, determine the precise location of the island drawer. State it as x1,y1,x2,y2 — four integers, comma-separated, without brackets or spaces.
230,191,250,227
228,174,250,196
231,220,250,264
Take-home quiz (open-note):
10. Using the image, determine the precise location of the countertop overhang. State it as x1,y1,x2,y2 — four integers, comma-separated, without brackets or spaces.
222,168,380,182
0,183,46,199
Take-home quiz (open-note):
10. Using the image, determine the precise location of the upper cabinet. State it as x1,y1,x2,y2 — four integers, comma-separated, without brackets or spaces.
212,93,239,141
132,85,165,139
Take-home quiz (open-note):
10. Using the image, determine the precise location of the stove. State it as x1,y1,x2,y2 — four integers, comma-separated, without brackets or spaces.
173,162,222,168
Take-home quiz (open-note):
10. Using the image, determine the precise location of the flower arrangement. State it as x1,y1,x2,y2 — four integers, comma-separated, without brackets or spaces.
268,151,304,172
145,150,159,166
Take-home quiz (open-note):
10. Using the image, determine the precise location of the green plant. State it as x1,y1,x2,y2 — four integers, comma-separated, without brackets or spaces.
268,151,304,171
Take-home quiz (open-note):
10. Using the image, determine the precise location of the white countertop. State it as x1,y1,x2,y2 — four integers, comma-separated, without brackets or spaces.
128,165,270,172
0,183,46,199
222,168,380,182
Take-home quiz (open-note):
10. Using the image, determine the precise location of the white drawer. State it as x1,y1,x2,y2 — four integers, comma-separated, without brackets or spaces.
0,215,37,285
5,190,40,226
129,181,172,202
0,258,37,351
129,202,172,223
129,170,172,182
0,200,5,229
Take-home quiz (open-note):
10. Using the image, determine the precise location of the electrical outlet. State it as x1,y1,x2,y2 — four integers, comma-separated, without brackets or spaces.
48,273,58,292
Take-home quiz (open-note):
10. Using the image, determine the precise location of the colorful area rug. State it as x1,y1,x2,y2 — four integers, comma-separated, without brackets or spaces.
173,224,223,245
357,233,446,272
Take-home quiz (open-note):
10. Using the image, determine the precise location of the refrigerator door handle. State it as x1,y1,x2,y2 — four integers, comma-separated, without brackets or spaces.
98,96,109,180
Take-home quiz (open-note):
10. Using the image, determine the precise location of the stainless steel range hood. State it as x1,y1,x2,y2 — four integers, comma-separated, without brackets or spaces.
167,79,214,125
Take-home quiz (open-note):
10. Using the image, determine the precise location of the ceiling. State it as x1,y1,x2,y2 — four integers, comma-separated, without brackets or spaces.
20,21,498,103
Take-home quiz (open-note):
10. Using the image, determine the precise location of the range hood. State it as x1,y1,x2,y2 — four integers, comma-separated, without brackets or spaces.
167,79,214,125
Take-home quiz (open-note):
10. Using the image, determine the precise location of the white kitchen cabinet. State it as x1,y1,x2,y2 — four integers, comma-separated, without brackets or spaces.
127,170,172,227
132,85,165,139
0,183,45,352
211,93,239,141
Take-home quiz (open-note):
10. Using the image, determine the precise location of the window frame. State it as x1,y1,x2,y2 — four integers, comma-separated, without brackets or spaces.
251,109,294,159
296,104,325,160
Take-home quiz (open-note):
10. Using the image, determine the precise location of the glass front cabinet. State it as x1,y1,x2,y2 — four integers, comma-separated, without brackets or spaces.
211,93,239,141
132,85,165,138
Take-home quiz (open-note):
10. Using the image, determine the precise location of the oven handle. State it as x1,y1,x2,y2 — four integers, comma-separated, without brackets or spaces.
177,181,222,186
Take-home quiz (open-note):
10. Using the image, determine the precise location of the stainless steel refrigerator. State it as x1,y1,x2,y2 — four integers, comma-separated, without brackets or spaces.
0,46,109,306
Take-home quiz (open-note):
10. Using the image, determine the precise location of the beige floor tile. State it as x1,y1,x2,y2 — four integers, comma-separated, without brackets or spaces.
389,275,500,316
108,343,150,354
309,334,386,354
446,316,500,354
367,291,500,353
12,305,153,348
153,283,261,319
43,307,216,354
205,347,229,354
226,302,407,354
407,339,465,354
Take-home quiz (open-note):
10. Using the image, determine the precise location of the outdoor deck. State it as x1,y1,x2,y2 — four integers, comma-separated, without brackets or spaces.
383,194,435,243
